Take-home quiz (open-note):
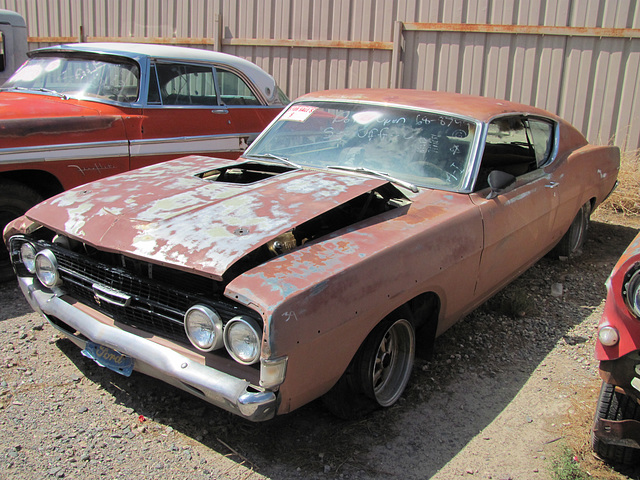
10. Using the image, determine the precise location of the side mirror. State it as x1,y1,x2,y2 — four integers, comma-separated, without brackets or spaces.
487,170,516,199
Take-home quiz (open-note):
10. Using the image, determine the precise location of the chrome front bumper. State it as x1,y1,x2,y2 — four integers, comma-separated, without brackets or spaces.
18,276,278,422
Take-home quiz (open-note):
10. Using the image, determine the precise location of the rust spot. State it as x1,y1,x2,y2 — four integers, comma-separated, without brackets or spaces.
0,115,120,137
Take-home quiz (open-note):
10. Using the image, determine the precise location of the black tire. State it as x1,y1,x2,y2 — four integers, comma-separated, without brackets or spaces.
591,381,640,465
551,201,591,258
0,181,43,282
322,311,415,419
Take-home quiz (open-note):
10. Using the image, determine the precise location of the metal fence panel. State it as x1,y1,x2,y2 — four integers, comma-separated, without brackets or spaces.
0,0,638,151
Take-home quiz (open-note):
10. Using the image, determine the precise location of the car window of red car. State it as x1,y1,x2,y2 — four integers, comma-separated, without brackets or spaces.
217,68,261,105
476,115,553,190
5,55,140,102
527,118,555,168
154,63,218,106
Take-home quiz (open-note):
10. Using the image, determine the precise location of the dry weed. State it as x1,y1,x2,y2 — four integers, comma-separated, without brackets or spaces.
601,151,640,217
556,382,635,480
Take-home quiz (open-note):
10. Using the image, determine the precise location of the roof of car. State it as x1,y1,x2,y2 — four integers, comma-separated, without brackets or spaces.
296,89,561,124
31,43,279,103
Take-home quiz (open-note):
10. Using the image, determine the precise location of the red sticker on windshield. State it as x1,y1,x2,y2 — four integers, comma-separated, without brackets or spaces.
281,105,317,122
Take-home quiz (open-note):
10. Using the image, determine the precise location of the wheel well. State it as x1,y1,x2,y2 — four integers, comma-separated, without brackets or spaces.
0,170,64,199
406,292,440,359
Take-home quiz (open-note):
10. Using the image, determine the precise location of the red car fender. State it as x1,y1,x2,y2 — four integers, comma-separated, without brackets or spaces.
596,232,640,361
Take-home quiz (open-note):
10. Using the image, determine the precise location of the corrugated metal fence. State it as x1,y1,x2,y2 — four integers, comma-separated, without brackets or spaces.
0,0,639,152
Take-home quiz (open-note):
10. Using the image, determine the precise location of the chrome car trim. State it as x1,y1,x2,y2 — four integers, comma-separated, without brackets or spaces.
0,132,262,165
92,282,132,307
17,276,277,422
129,133,259,156
0,140,129,164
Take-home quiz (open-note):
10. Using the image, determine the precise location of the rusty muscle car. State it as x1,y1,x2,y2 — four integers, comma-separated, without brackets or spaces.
4,90,619,421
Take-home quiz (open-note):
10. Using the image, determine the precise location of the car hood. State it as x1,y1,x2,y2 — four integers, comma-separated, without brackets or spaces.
25,156,389,281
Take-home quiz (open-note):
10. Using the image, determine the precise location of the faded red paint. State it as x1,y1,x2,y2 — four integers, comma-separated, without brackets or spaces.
24,155,389,281
0,115,122,138
596,232,640,362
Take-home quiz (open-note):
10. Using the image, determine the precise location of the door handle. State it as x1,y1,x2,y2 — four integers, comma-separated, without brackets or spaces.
211,109,229,114
545,182,559,189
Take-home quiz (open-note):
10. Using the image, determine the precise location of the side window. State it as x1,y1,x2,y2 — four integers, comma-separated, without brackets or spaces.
475,116,538,190
147,65,161,104
155,63,218,106
528,118,555,167
217,69,261,105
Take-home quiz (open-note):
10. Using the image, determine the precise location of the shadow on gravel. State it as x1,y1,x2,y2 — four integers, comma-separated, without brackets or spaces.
0,281,34,320
52,220,639,479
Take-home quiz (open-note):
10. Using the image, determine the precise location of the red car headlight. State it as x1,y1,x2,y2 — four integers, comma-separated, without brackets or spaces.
624,269,640,319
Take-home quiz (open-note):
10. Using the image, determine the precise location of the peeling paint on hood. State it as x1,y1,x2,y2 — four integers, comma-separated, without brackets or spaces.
25,155,388,280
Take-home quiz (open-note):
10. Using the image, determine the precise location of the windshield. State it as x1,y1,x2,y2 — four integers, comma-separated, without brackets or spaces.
245,101,477,191
3,54,140,103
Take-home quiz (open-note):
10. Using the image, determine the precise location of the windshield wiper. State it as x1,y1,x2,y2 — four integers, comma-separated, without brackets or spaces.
245,153,300,169
327,165,419,193
4,86,68,99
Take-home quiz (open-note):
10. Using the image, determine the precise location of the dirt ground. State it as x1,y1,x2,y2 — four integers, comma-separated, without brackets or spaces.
1,209,639,480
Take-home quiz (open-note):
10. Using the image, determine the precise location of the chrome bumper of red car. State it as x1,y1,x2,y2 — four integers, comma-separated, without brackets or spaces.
17,276,278,422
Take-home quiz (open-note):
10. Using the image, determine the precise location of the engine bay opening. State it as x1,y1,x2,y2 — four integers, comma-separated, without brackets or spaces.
197,162,295,184
224,182,410,279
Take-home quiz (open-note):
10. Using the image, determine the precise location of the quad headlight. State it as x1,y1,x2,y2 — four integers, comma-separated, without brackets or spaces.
35,249,61,287
224,315,262,365
20,242,37,273
184,305,224,352
625,269,640,319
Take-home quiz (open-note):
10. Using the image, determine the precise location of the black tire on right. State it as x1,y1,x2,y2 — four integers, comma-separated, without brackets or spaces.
591,381,640,465
0,181,43,282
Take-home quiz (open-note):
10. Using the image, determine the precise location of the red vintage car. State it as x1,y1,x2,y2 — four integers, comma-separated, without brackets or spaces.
4,90,619,421
0,42,287,280
593,231,640,464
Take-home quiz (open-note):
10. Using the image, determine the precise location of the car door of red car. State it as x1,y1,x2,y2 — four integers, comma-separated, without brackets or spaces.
215,66,283,146
470,116,559,300
131,62,258,169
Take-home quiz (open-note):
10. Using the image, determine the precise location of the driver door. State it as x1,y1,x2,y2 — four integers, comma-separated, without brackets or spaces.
470,115,558,300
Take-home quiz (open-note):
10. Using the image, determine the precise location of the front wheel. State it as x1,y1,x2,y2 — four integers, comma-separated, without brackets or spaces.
591,381,640,465
323,313,415,419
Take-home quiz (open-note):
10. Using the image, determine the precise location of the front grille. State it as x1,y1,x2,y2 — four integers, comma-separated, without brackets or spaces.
36,242,256,345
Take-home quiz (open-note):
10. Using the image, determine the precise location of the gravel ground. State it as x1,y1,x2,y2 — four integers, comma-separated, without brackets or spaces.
1,211,639,480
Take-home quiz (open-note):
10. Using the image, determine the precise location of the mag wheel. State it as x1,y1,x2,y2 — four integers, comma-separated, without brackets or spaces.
591,381,640,465
323,312,415,419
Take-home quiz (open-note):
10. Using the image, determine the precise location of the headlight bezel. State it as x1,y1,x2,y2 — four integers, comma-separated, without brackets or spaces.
34,249,61,288
19,242,37,273
224,315,262,365
184,304,224,352
624,267,640,319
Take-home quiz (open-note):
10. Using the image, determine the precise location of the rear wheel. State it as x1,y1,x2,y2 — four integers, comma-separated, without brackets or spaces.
0,181,42,282
323,311,415,419
551,201,591,258
591,382,640,465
